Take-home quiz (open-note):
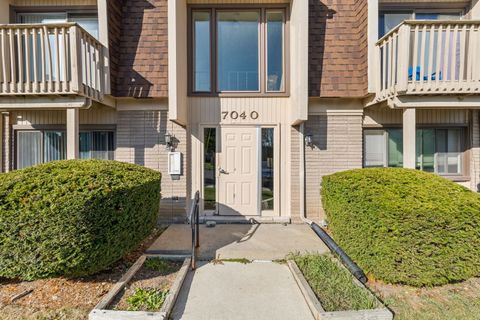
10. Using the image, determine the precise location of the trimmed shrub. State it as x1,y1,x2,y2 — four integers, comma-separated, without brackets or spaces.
0,160,161,280
321,168,480,287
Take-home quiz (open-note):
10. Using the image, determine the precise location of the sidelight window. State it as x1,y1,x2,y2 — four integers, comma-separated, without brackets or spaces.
261,128,274,211
203,128,217,211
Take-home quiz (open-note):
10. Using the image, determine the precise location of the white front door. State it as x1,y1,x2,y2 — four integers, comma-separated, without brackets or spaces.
218,126,259,215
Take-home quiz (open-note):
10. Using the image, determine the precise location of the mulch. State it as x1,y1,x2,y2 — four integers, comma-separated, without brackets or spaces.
0,227,166,315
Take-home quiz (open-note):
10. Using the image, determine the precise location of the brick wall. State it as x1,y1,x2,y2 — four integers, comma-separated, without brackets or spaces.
309,0,368,97
291,112,363,222
116,111,187,222
115,0,168,98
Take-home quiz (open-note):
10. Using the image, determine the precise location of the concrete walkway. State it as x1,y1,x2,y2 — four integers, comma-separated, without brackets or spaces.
147,223,329,260
171,261,314,320
149,223,328,319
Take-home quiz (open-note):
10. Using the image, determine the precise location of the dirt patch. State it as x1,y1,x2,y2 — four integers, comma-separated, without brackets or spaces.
368,277,480,320
111,259,182,311
0,227,166,320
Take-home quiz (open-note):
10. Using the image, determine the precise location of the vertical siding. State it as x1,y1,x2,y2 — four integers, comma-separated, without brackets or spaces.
363,108,469,125
12,0,96,6
364,108,470,126
116,111,188,222
11,107,116,126
188,96,292,219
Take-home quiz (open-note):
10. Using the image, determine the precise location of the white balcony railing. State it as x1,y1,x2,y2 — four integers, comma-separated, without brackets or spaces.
0,23,106,101
374,20,480,102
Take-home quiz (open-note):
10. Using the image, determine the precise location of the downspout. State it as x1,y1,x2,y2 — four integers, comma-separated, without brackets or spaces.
299,122,367,284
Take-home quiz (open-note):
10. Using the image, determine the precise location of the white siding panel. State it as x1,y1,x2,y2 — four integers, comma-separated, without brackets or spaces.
13,0,96,6
364,108,469,126
11,107,116,126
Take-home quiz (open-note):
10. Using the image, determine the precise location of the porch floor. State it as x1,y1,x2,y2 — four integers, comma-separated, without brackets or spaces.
147,223,329,260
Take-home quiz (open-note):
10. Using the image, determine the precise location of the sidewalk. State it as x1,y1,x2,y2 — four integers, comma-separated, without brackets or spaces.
171,261,314,320
149,223,329,319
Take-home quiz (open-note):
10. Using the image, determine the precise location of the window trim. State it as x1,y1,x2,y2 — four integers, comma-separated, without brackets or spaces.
187,4,290,97
363,126,469,179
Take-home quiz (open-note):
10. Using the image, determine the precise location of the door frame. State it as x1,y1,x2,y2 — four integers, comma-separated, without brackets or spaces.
199,123,280,217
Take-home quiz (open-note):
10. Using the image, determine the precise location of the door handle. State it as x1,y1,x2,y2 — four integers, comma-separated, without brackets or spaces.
219,168,228,174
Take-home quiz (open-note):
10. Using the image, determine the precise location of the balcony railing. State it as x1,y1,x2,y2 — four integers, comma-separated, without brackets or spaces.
0,23,106,101
374,20,480,103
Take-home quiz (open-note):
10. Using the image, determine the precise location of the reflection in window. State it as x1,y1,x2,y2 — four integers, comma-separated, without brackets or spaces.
266,11,284,92
193,11,211,92
17,131,43,169
217,11,259,91
261,128,274,210
204,128,216,210
80,131,115,160
44,131,66,162
364,128,464,175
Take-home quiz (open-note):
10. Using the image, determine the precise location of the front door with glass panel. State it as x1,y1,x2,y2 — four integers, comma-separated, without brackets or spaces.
217,126,259,215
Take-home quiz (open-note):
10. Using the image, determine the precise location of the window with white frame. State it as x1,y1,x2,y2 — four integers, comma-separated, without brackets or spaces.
15,129,114,169
364,128,465,175
191,7,286,94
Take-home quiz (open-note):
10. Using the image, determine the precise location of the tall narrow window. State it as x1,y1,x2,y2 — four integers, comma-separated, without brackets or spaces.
217,11,259,91
193,11,211,92
204,128,216,210
364,130,386,167
44,131,66,162
266,11,284,92
261,128,274,210
80,131,115,160
17,131,42,169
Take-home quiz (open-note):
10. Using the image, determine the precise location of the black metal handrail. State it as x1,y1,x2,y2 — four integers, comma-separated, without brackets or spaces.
189,191,200,269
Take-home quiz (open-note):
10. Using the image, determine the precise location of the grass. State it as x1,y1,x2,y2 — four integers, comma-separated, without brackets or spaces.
126,288,168,312
144,258,179,275
212,258,252,265
293,254,379,312
369,277,480,320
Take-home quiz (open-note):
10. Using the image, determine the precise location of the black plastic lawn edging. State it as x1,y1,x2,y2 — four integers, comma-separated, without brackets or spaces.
310,223,367,284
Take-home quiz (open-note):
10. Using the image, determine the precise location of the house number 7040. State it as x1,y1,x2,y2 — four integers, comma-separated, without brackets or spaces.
222,111,259,120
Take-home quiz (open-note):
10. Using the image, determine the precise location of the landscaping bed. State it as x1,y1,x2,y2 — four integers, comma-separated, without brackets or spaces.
289,254,392,319
0,227,164,320
110,258,182,311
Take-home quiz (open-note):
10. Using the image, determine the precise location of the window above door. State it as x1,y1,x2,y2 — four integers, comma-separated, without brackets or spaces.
189,6,289,96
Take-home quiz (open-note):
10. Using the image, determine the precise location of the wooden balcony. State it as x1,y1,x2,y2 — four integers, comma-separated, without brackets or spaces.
373,20,480,106
0,23,106,102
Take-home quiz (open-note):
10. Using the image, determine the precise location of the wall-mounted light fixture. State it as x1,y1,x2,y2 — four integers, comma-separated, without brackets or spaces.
305,134,313,148
165,133,173,151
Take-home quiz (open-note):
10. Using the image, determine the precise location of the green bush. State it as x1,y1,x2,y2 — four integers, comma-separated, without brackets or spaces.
0,160,161,280
321,168,480,287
